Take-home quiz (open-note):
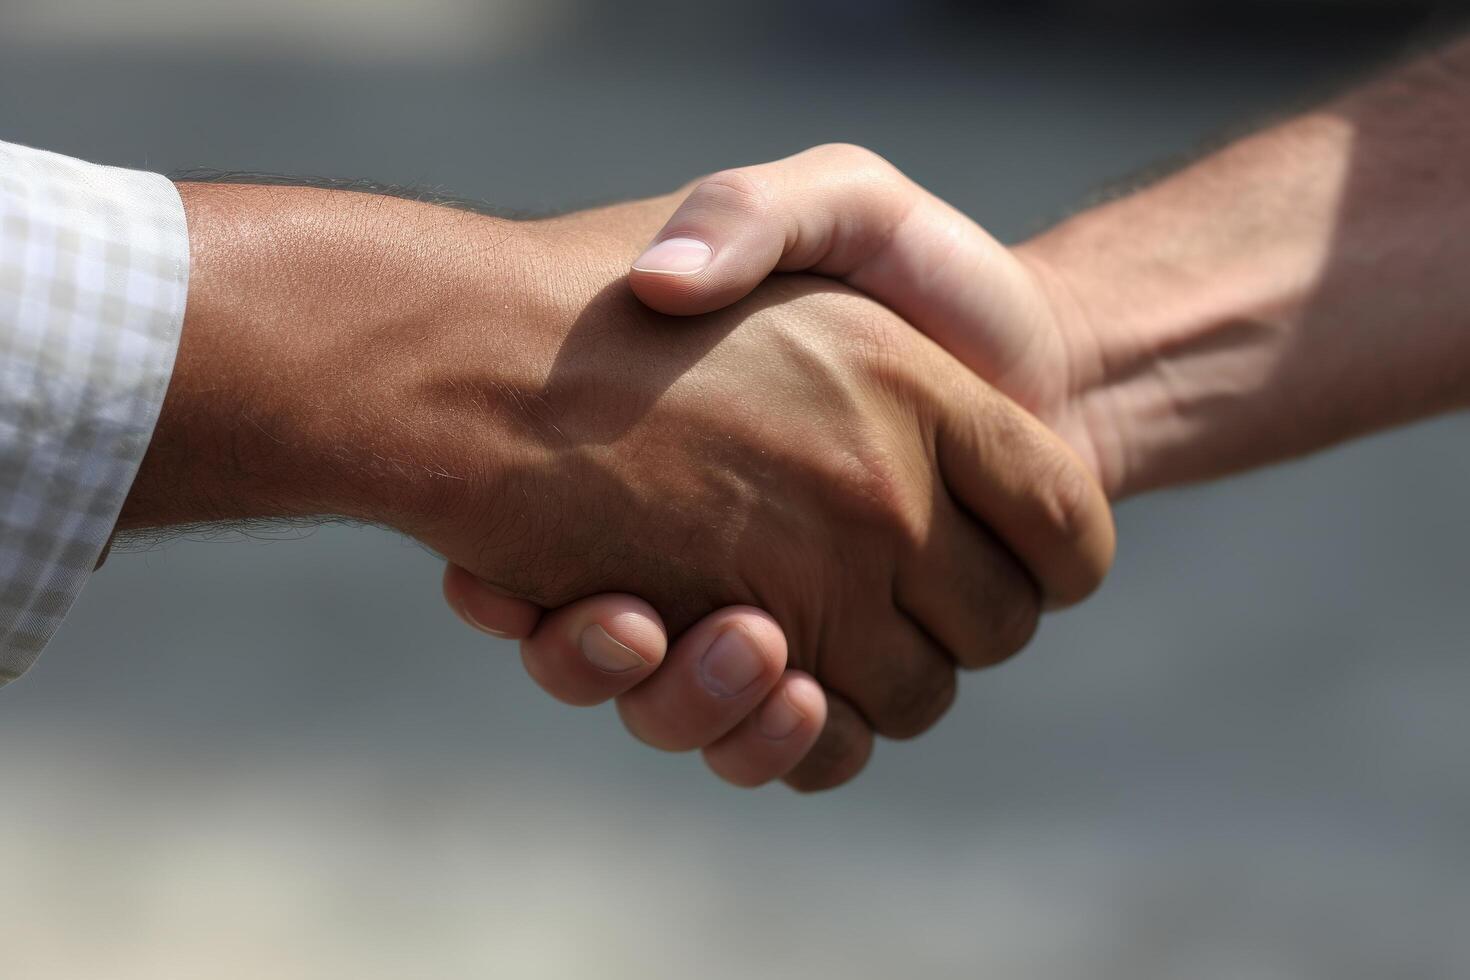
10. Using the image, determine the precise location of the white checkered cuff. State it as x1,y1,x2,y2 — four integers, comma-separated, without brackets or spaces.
0,141,190,685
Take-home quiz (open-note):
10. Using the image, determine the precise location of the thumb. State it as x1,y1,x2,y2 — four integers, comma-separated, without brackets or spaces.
628,143,918,316
442,562,543,639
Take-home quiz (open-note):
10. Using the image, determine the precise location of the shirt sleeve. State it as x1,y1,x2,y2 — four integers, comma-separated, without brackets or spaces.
0,141,190,686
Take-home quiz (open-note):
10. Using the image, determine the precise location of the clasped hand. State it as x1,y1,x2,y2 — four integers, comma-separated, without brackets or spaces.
436,146,1115,791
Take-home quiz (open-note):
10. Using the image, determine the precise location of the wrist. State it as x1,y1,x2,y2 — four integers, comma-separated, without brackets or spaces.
120,183,543,535
1017,120,1344,501
1012,228,1140,501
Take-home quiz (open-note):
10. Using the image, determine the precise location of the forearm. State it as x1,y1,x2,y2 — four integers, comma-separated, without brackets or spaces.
117,183,540,534
1025,38,1470,498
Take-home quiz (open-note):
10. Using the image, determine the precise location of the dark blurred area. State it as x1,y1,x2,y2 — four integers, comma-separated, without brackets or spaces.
569,0,1469,50
2,1,1469,978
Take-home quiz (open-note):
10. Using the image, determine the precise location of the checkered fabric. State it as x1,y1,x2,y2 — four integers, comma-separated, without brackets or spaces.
0,141,189,686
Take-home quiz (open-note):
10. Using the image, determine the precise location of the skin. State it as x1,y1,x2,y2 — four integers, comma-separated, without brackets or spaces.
118,183,1114,791
457,37,1470,789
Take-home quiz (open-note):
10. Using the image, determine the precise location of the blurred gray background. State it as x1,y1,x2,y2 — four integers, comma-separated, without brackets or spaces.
3,1,1470,977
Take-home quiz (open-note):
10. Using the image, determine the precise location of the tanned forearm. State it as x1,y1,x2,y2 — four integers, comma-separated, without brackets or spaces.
116,183,541,535
1023,37,1470,498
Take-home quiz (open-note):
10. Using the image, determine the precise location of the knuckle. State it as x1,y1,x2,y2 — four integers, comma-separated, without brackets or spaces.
848,300,899,353
694,168,773,219
989,581,1042,665
848,305,920,394
807,142,892,176
941,556,1043,669
874,667,957,740
1043,453,1099,550
806,143,910,204
846,447,907,518
785,744,862,793
836,443,929,552
1037,451,1112,600
784,705,873,792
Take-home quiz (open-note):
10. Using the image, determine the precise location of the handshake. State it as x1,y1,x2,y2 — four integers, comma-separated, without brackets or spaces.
440,145,1121,791
121,44,1470,794
138,145,1116,792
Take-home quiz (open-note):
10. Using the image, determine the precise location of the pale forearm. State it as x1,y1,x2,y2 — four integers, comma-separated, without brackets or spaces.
1027,38,1470,498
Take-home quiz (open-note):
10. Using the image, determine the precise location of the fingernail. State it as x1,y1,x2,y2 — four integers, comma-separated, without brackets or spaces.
758,688,807,740
579,624,648,674
699,627,764,698
458,603,512,639
631,237,712,275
